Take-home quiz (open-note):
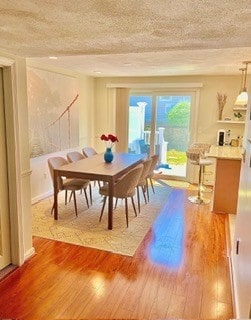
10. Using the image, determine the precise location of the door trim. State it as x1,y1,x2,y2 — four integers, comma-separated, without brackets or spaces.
0,67,11,269
107,82,203,89
1,60,27,266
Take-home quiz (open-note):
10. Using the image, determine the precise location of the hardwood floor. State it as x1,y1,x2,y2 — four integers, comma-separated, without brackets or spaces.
0,188,233,319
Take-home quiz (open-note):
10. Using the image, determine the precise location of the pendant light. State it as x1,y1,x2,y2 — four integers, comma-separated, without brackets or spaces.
235,61,250,106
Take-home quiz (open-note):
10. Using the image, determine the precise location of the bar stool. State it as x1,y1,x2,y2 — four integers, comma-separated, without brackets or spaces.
191,143,212,192
186,147,212,204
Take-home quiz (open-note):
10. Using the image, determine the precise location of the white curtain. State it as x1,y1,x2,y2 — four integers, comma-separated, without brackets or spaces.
107,87,129,152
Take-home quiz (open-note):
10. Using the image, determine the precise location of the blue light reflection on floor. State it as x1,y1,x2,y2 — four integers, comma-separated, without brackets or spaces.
148,206,184,269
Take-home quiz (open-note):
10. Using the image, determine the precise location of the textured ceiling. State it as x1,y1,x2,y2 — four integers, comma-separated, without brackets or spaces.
1,0,251,76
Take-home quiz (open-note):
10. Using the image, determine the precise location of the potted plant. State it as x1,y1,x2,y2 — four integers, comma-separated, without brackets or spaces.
234,112,242,121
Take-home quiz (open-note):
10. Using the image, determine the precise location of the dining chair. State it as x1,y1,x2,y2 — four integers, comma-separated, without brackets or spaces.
48,156,90,216
82,147,98,158
67,151,85,162
82,147,102,188
66,151,93,205
146,154,159,195
99,164,143,227
136,158,152,213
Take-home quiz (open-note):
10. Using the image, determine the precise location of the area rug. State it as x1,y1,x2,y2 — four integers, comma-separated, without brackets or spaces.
165,180,191,189
32,181,172,256
157,179,201,191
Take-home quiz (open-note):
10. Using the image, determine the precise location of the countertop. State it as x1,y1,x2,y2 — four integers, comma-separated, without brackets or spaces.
207,145,242,160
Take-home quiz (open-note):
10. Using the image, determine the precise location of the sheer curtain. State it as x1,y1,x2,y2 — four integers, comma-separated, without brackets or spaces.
108,87,129,152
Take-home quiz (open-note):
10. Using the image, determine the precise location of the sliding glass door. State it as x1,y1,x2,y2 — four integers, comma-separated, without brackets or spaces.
128,92,192,180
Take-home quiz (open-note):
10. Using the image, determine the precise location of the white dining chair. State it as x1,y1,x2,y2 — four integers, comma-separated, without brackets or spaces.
48,156,90,216
99,164,143,227
82,147,102,188
66,151,93,205
67,151,85,162
146,154,159,195
82,147,98,158
136,158,152,213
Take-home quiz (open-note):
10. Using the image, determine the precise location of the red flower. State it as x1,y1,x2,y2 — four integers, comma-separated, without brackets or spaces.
100,133,119,148
100,134,109,141
108,134,119,143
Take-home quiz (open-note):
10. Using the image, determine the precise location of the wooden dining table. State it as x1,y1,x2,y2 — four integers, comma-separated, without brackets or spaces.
52,152,145,229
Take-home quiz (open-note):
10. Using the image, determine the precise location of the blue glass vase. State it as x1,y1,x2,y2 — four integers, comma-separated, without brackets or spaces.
104,147,114,163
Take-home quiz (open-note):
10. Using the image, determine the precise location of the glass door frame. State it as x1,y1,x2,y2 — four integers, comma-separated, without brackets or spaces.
129,88,200,181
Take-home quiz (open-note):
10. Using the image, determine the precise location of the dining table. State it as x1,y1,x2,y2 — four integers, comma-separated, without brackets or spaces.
52,152,145,229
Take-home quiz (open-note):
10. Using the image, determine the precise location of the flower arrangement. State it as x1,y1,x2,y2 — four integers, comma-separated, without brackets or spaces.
100,134,119,149
217,92,227,120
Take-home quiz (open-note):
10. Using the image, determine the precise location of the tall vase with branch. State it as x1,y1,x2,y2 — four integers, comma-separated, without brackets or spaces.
217,92,227,121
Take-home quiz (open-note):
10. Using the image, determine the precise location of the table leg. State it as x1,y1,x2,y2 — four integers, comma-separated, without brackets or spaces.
108,179,114,230
53,170,59,220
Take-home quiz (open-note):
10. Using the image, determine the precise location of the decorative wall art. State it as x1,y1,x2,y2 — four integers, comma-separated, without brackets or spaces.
27,67,79,158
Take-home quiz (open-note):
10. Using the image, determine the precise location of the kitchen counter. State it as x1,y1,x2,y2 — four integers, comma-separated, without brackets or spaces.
208,145,241,214
207,145,242,160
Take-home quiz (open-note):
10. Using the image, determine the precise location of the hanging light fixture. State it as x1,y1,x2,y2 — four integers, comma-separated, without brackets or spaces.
235,61,250,106
235,67,245,101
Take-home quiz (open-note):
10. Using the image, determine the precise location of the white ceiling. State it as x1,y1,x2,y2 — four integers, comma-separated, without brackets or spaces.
1,0,251,76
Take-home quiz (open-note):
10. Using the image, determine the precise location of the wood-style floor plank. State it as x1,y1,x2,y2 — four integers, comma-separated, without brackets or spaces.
0,188,233,319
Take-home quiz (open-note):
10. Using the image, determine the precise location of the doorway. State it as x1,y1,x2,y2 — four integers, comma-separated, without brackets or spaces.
128,92,192,180
0,67,11,270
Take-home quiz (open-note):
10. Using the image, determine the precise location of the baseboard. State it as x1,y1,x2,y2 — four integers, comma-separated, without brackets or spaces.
230,255,240,318
32,190,53,204
0,265,18,281
225,214,237,318
24,247,36,262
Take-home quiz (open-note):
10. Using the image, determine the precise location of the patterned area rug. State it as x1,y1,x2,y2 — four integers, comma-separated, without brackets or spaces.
32,181,172,256
165,180,191,189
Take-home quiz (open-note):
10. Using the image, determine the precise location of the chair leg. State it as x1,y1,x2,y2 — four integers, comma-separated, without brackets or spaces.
65,190,68,205
146,178,150,202
150,178,155,193
73,191,78,216
114,198,118,209
125,198,129,228
141,186,147,204
83,188,89,208
69,191,74,203
131,197,137,217
99,196,107,222
50,202,55,215
89,184,92,205
137,186,141,213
